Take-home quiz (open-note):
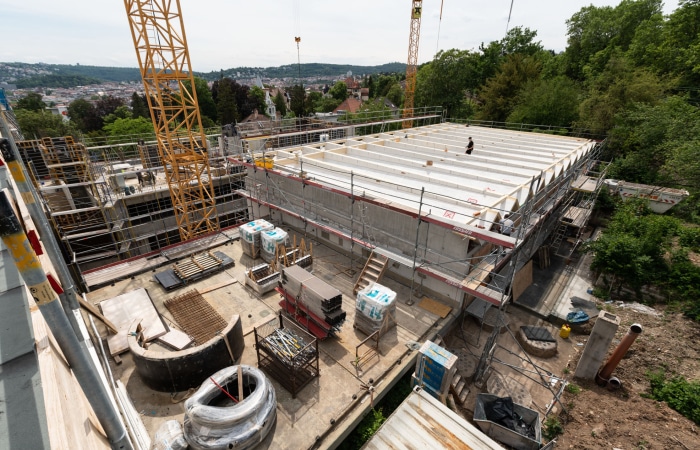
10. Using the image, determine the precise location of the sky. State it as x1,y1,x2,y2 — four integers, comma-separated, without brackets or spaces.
1,1,681,73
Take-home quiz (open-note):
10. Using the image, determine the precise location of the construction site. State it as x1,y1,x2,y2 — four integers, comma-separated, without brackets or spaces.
1,2,657,450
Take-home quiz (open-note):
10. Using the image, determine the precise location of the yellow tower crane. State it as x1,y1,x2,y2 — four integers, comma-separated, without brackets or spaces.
402,1,423,128
124,0,219,241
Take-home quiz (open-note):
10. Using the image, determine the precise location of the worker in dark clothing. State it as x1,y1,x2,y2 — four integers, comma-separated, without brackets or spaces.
500,214,514,236
466,137,474,155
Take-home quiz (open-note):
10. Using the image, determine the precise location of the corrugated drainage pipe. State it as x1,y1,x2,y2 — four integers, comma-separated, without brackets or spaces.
596,323,642,386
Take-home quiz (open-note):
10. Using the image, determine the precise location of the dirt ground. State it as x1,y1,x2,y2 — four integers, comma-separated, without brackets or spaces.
554,304,700,450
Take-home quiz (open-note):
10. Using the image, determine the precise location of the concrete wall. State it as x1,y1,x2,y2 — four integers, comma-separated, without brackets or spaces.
128,315,244,392
249,169,472,275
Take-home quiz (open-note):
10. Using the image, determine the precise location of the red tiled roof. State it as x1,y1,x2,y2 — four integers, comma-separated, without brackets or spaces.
333,98,362,114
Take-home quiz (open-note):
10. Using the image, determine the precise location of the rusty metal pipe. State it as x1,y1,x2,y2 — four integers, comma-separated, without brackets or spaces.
596,323,642,385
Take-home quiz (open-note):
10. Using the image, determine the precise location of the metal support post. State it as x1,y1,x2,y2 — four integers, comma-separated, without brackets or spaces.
407,187,425,306
0,131,83,338
350,171,354,271
0,191,132,450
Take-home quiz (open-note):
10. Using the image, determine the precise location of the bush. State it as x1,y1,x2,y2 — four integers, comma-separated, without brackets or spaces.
646,370,700,425
565,383,582,395
678,226,700,251
543,416,564,441
338,372,413,449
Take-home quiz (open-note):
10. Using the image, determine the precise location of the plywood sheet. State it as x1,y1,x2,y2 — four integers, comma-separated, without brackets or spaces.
512,260,533,302
417,297,452,318
99,288,167,355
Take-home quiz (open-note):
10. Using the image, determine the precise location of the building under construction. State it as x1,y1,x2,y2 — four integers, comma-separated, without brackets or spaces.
1,107,611,449
11,115,601,303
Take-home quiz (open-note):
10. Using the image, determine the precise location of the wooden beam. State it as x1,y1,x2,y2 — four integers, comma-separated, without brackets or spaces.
199,278,238,294
79,296,118,334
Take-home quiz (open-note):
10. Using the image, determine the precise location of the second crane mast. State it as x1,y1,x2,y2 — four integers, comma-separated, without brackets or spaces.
403,1,423,128
124,0,219,241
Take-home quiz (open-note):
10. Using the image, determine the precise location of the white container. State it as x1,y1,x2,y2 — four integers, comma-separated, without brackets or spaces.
261,228,288,256
356,283,397,321
239,219,273,244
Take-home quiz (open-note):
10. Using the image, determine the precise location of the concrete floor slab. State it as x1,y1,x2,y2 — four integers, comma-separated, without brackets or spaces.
86,233,451,449
84,222,592,449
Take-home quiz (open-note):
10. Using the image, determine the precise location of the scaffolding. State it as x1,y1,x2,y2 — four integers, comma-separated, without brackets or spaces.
237,123,602,311
14,134,248,277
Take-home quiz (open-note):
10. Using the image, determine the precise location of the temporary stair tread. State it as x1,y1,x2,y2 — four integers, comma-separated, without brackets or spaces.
353,251,389,294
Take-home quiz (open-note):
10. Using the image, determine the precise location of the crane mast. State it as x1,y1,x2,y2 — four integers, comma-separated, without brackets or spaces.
403,0,422,128
124,0,219,241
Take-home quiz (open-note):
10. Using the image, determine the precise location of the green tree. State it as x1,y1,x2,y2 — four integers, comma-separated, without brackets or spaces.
652,0,700,94
289,85,306,117
477,54,542,122
584,200,679,296
477,27,545,86
273,91,287,117
305,91,323,115
608,95,699,185
182,76,217,125
15,92,46,111
14,109,77,138
315,97,341,113
67,98,102,132
212,78,254,120
506,76,581,127
95,96,125,119
102,117,154,141
563,0,664,80
103,106,133,125
386,83,403,107
329,81,348,101
577,54,666,136
376,74,399,98
415,49,481,118
212,77,239,124
365,75,377,98
247,86,267,117
130,92,150,119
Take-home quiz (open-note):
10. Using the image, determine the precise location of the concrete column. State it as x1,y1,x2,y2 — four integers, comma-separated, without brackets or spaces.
574,311,620,380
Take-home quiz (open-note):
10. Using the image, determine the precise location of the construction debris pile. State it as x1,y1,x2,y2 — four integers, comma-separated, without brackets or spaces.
354,282,397,335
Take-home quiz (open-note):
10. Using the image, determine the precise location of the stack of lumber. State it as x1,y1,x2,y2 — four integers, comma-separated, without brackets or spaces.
173,252,224,281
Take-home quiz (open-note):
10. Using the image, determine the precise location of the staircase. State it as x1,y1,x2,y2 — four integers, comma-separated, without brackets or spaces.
353,251,389,295
449,373,470,406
